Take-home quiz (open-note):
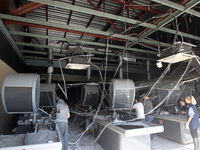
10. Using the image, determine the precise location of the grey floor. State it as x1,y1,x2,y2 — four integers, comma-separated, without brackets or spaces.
68,123,194,150
151,135,193,150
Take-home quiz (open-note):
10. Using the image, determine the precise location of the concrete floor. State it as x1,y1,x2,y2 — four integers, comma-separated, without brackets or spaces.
68,123,195,150
151,135,194,150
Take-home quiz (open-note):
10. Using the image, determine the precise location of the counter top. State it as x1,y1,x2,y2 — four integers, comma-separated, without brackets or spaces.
95,118,164,137
154,114,187,123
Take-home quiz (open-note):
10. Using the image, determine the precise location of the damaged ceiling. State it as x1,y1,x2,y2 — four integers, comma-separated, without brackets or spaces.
0,0,200,83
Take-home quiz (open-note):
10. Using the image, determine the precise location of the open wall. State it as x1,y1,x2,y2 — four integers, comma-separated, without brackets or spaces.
0,59,16,134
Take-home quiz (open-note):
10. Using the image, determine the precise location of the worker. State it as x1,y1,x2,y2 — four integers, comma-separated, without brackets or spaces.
178,98,187,115
56,97,70,150
73,101,81,125
185,96,200,150
130,97,145,120
143,95,154,139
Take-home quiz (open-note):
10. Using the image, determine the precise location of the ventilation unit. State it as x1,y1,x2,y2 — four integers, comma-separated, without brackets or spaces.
1,73,40,114
81,83,99,106
109,79,135,110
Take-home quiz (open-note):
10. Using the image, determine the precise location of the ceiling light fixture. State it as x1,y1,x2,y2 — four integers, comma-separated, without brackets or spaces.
157,42,196,65
65,63,90,70
65,55,91,70
157,53,195,64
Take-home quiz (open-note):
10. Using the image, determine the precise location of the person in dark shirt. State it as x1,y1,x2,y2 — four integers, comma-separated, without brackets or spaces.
56,98,70,150
143,96,154,139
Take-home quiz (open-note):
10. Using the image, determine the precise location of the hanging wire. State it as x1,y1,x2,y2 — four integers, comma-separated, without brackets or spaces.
68,10,187,147
184,15,192,43
145,53,195,115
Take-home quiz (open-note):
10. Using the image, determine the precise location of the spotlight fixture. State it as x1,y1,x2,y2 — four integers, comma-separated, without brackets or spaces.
65,63,90,70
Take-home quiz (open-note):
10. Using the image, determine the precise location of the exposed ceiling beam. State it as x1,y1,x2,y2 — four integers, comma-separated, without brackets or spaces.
87,0,122,33
16,41,156,61
6,21,125,42
128,0,200,48
61,0,76,41
0,19,25,63
8,2,45,16
94,6,124,42
24,55,120,63
135,2,157,20
67,0,76,25
27,0,150,27
9,30,158,55
80,0,104,40
25,59,147,73
130,7,144,22
21,49,148,65
21,50,65,57
26,0,200,42
110,0,163,14
150,0,200,18
136,0,190,38
1,14,172,48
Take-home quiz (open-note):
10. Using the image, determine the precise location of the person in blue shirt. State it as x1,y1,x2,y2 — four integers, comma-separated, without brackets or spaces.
185,96,200,150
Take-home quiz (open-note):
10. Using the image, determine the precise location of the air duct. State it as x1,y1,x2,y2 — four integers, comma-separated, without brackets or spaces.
47,49,53,84
147,60,150,80
119,56,123,79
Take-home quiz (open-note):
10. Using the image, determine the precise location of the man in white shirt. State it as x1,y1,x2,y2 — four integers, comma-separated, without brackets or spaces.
130,97,145,120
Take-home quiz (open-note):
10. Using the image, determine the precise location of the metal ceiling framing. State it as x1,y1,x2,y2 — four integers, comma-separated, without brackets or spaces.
25,58,147,74
0,19,25,63
8,2,46,16
1,14,172,48
9,30,157,55
150,0,200,18
128,0,200,48
0,0,199,81
110,0,163,15
25,0,200,42
16,42,156,61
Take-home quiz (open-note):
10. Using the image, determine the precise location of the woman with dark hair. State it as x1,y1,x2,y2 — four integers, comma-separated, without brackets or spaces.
185,96,200,150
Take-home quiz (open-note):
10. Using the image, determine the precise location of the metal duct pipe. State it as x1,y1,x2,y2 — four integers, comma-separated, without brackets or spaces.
87,57,91,80
47,49,54,84
146,60,150,80
119,56,123,79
